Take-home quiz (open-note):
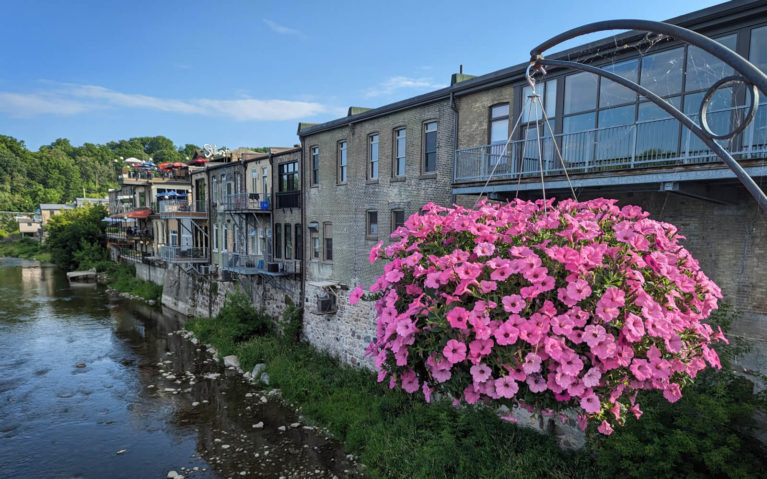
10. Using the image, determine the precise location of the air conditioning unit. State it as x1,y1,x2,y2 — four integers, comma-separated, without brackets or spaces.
199,265,210,275
249,193,259,200
317,295,335,313
267,262,280,273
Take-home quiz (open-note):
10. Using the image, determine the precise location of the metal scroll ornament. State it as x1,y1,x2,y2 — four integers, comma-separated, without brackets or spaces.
528,19,767,213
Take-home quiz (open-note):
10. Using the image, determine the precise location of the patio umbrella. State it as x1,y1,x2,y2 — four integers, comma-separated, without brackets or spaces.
139,161,157,169
189,158,207,166
158,162,171,170
172,162,187,169
124,157,142,164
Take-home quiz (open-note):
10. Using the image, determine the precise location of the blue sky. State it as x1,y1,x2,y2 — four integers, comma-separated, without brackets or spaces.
0,0,722,151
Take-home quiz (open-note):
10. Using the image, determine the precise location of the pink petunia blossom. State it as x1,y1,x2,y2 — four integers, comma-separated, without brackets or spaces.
349,286,364,305
580,392,601,414
443,339,467,364
470,363,492,383
598,420,614,435
495,376,519,398
369,240,384,263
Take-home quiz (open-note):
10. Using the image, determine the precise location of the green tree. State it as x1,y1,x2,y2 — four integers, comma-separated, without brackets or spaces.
45,204,107,271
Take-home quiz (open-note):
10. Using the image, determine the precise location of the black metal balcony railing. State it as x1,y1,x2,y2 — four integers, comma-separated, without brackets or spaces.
106,226,153,240
223,193,271,211
119,248,150,263
454,105,767,184
276,191,300,209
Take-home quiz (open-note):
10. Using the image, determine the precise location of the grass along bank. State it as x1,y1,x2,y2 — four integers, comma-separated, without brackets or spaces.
0,237,51,262
95,260,163,302
185,297,766,479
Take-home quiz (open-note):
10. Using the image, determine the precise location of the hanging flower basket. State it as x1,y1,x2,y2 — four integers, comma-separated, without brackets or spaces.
352,198,727,434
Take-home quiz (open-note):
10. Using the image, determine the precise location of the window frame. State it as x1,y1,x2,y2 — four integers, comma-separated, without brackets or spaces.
274,222,282,259
391,209,405,232
310,146,319,186
366,210,378,240
422,121,438,175
368,133,379,180
337,140,348,184
323,222,333,262
393,127,407,178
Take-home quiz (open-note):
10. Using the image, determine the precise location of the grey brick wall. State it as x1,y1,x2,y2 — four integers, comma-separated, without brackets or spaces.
300,99,456,366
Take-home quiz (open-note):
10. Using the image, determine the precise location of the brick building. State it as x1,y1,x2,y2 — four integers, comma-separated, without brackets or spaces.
299,100,456,366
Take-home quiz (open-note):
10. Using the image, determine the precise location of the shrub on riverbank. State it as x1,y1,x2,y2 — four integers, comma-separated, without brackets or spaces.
186,298,766,478
0,237,50,261
95,261,162,301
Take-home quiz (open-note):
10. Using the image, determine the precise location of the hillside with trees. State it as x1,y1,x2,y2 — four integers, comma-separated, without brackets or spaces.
0,134,199,212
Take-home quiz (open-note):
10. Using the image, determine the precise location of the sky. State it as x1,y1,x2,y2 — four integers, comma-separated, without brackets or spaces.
0,0,724,152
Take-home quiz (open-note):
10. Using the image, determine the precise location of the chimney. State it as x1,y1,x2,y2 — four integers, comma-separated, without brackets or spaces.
451,64,476,85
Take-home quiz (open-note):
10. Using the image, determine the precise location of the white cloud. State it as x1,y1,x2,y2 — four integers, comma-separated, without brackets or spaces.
263,19,301,36
365,76,445,98
0,83,334,121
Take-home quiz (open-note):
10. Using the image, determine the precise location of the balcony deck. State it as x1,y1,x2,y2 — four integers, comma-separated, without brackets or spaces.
453,111,767,195
220,252,300,276
160,246,208,263
153,200,208,219
223,193,271,213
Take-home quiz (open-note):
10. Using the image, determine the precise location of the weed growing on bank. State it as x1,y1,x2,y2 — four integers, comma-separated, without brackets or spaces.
185,296,766,479
0,237,51,262
95,261,162,301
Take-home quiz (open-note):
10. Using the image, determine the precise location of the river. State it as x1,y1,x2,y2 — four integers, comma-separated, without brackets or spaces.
0,258,361,478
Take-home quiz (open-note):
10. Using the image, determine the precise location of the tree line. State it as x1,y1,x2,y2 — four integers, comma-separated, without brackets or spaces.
0,134,200,212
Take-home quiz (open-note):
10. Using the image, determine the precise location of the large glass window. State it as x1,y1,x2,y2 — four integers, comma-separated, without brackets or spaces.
311,147,319,185
599,59,639,108
686,34,737,92
490,103,510,144
751,26,767,72
423,122,438,173
564,72,598,114
369,134,379,179
394,129,406,177
338,141,347,183
521,80,556,122
640,47,684,98
278,162,299,192
262,167,268,197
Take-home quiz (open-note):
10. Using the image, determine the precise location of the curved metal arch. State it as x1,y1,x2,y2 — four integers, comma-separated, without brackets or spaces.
528,19,767,213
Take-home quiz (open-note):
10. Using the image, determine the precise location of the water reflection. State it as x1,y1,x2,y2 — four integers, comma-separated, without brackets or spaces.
0,258,361,478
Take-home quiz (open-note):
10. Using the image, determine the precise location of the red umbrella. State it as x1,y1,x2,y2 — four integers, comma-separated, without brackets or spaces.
158,162,171,170
189,158,208,166
172,162,187,169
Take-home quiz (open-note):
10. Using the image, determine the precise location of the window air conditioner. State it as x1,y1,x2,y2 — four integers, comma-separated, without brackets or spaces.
317,295,335,313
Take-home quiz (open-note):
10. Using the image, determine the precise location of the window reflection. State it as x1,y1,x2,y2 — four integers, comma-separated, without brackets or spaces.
564,72,598,114
640,47,684,97
685,34,737,92
599,59,639,107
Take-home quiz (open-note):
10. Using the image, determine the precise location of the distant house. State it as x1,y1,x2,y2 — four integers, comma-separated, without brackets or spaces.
39,204,75,240
15,215,42,238
75,197,108,208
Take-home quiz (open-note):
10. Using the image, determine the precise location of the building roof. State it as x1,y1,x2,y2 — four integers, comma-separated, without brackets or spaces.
298,0,765,138
39,204,75,210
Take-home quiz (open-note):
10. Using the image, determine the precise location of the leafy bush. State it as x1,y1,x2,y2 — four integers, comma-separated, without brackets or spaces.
0,237,45,259
107,263,162,301
186,293,272,357
281,303,303,343
359,198,726,434
45,204,107,271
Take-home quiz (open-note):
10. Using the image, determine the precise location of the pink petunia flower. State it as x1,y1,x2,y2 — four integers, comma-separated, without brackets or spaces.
369,240,384,263
580,392,601,414
470,363,492,383
349,286,364,305
443,339,467,364
598,420,614,436
495,376,519,398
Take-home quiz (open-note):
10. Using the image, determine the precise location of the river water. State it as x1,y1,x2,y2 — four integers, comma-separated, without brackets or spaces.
0,258,361,478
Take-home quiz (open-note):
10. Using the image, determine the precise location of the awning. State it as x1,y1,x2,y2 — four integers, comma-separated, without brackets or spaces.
127,208,152,219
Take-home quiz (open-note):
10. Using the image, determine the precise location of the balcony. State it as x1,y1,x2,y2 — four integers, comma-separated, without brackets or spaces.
106,226,153,241
159,246,208,263
276,191,300,209
119,248,151,264
454,109,767,192
153,200,207,219
220,252,301,276
220,252,264,275
223,193,271,212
